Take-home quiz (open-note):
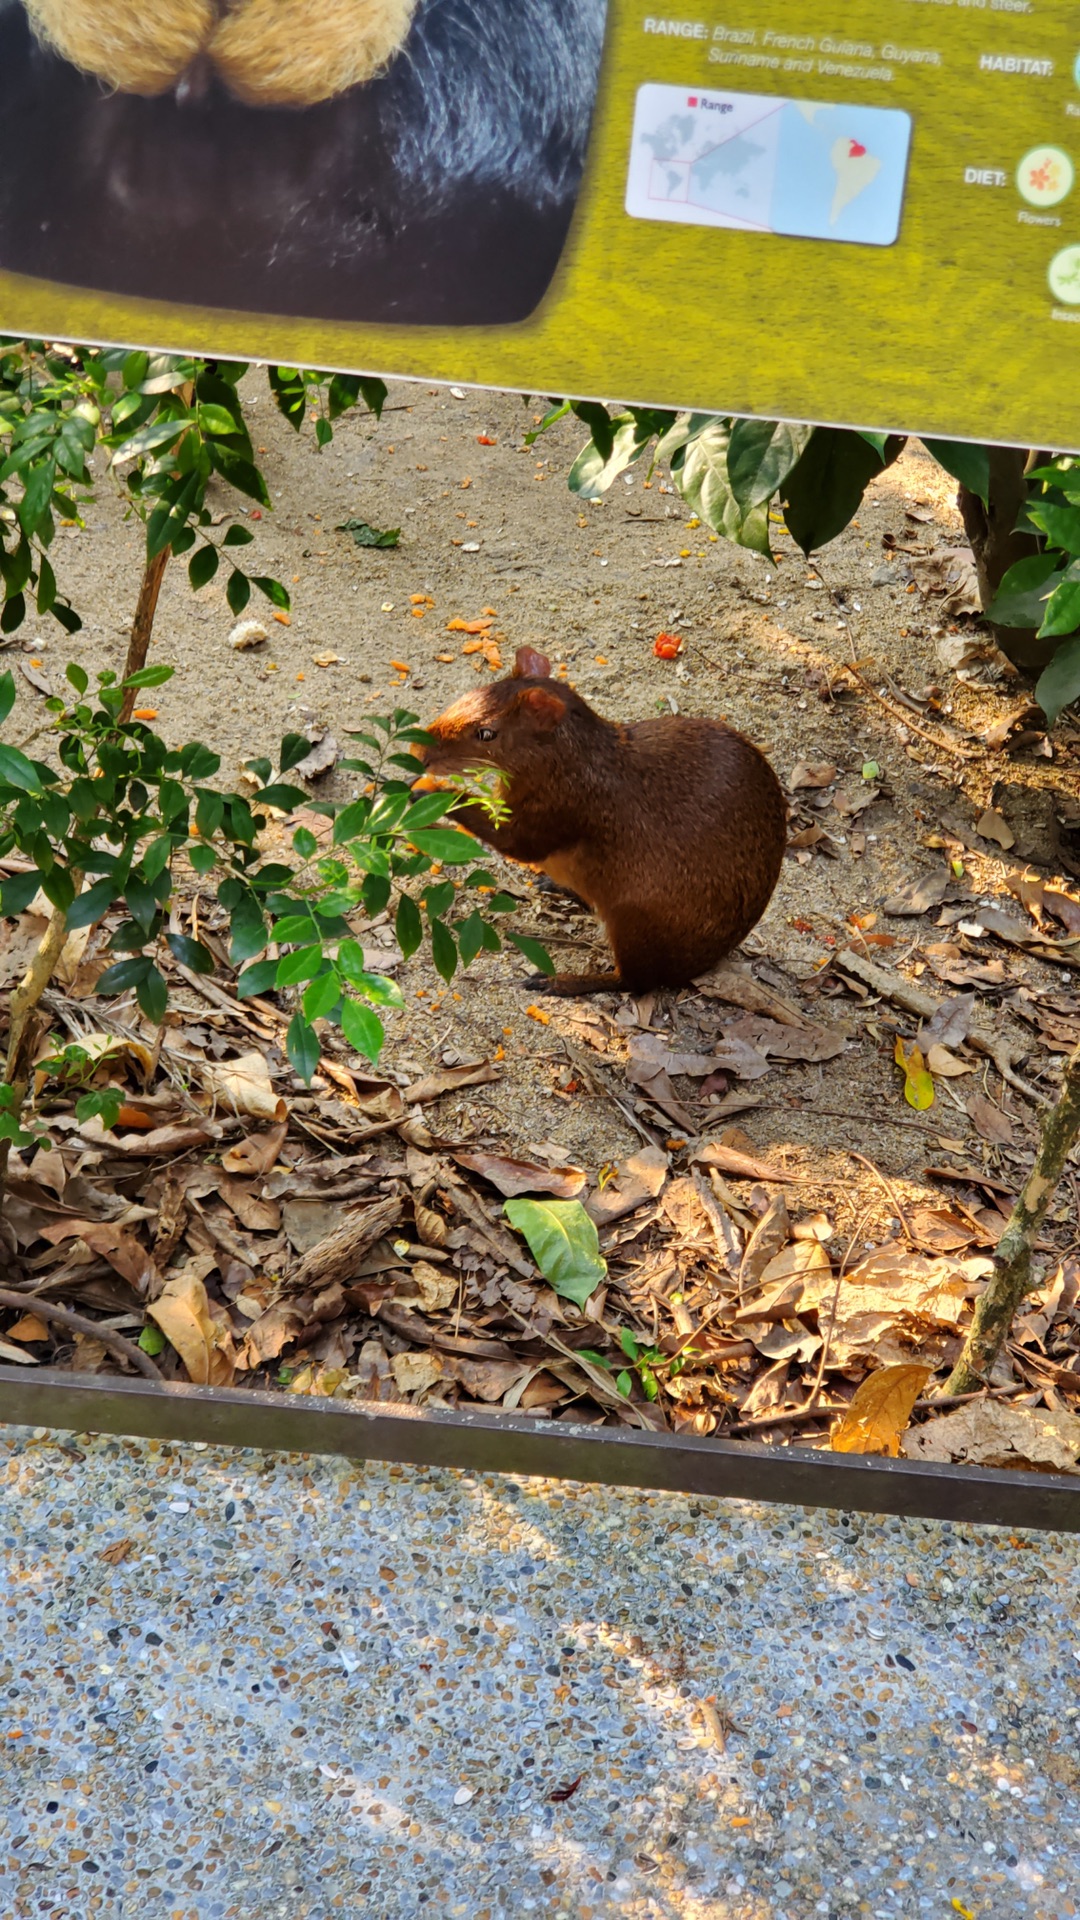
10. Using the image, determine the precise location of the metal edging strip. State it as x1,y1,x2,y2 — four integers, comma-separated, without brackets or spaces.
1,1367,1078,1533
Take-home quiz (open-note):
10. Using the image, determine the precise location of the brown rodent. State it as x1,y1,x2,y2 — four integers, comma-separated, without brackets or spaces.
419,646,787,997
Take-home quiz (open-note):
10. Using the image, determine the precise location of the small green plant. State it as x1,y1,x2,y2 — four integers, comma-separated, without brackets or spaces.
0,339,386,715
987,454,1080,723
579,1328,700,1403
0,666,549,1163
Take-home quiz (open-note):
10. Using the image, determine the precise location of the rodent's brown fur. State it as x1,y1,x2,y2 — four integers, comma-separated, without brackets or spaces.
421,647,788,996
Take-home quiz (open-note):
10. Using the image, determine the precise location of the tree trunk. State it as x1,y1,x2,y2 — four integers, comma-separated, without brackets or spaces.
957,446,1057,674
118,545,171,723
944,1039,1080,1394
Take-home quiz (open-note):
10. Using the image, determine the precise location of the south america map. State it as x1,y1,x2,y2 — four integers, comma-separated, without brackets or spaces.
626,84,913,247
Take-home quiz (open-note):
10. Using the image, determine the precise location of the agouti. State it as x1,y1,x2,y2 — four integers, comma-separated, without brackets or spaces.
420,646,788,996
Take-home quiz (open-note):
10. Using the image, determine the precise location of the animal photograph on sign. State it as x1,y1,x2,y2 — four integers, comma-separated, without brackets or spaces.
0,0,609,324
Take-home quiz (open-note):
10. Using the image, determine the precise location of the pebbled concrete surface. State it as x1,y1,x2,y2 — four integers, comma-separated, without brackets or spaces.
1,1424,1079,1919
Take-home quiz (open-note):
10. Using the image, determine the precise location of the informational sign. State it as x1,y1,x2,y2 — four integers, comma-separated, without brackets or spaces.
0,0,1077,449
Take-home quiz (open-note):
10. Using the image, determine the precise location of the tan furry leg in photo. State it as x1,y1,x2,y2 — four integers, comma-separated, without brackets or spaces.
24,0,215,96
211,0,419,107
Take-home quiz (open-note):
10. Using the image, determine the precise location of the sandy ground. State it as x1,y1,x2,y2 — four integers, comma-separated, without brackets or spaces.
10,380,1080,1236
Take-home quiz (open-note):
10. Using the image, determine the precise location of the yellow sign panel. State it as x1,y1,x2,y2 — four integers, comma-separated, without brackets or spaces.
0,1,1076,448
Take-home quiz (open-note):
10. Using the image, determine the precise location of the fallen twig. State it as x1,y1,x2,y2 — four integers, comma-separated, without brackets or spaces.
0,1286,160,1381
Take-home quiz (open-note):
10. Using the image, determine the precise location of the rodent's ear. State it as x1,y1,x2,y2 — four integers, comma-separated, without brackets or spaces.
517,686,566,731
513,645,552,680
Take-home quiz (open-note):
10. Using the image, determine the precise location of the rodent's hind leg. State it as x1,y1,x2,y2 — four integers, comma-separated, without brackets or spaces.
523,969,623,998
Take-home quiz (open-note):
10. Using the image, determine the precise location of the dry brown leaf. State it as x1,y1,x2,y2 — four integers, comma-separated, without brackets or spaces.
4,1313,50,1343
220,1121,289,1177
79,1117,221,1157
452,1150,585,1200
99,1539,134,1565
403,1061,500,1103
882,871,952,917
238,1301,304,1369
789,761,837,790
586,1146,669,1226
739,1194,791,1289
216,1175,282,1233
390,1350,443,1396
925,1045,974,1079
209,1052,287,1123
443,1355,530,1402
721,1013,847,1064
830,1364,934,1456
976,808,1016,850
906,1399,1080,1475
147,1264,237,1387
967,1093,1015,1146
909,1207,979,1253
40,1219,160,1297
394,1261,457,1314
694,1140,798,1185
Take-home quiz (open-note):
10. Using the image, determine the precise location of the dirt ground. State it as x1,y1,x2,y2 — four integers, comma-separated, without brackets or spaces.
13,378,1080,1247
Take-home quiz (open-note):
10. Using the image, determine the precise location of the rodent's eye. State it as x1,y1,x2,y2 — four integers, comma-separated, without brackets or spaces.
475,726,496,743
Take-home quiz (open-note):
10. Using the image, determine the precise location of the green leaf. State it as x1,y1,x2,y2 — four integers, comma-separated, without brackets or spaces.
358,377,387,420
208,444,271,508
0,592,26,637
985,551,1064,629
65,876,115,929
124,664,175,689
395,893,423,959
280,733,312,774
0,869,42,915
303,967,341,1022
97,955,153,996
1039,570,1080,641
569,400,616,462
457,909,485,968
1035,633,1080,728
271,912,318,943
404,791,455,830
337,943,403,1005
252,575,290,610
39,866,74,912
0,743,42,792
236,959,279,999
0,669,15,727
188,544,219,591
336,519,400,549
275,943,323,987
226,569,251,616
222,523,255,547
1028,499,1080,555
619,1327,641,1362
505,931,556,976
228,893,266,963
166,932,214,973
503,1198,607,1308
429,917,458,982
727,419,813,512
341,995,384,1064
291,826,318,860
136,965,168,1024
65,662,89,697
285,1011,321,1084
670,418,771,556
615,1370,633,1399
138,1324,167,1357
922,438,991,508
782,428,902,555
315,416,333,450
568,410,659,499
197,402,244,437
409,827,478,864
421,879,456,918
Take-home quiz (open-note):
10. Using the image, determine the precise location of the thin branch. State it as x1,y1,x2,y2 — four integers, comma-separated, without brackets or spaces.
0,1286,160,1381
